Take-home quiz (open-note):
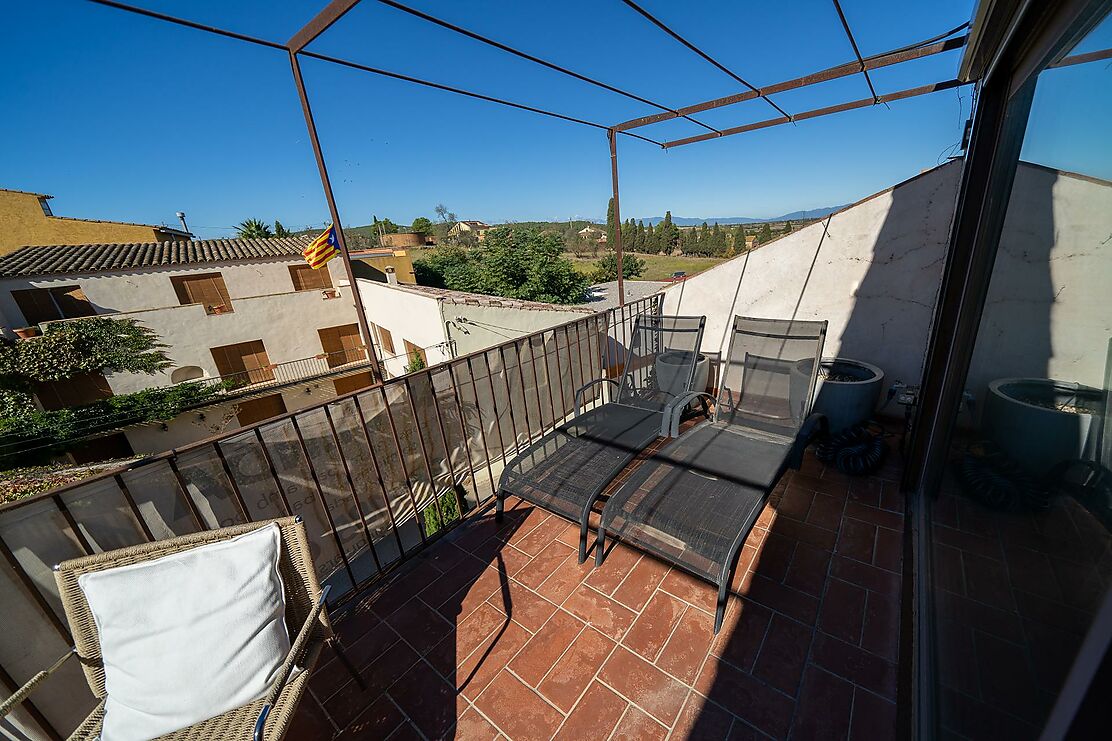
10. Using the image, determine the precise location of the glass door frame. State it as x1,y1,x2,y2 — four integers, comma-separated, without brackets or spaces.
901,0,1112,737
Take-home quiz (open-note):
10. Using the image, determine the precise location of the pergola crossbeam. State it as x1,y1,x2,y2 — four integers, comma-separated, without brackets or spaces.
613,34,969,132
662,79,967,149
289,0,361,53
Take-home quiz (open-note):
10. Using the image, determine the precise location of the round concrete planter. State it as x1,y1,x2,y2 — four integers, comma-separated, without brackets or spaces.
655,351,709,405
791,357,885,434
983,378,1103,476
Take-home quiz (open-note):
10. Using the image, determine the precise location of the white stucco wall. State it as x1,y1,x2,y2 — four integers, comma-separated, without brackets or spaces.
358,279,593,377
969,164,1112,396
0,258,360,394
663,161,963,389
447,303,591,357
662,160,1112,412
357,279,451,376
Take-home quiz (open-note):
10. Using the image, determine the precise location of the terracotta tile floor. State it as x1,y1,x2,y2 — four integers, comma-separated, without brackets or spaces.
930,473,1112,739
289,447,906,740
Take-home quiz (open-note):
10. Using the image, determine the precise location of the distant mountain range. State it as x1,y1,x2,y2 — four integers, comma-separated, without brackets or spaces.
632,206,845,227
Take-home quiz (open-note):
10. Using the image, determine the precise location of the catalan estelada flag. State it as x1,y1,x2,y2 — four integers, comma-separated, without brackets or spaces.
303,224,340,269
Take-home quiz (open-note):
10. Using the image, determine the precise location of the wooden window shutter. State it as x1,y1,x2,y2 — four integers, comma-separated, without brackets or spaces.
210,340,273,384
236,394,287,426
375,324,395,355
50,286,96,318
172,273,233,314
333,371,375,396
12,288,61,326
289,265,332,291
403,339,427,366
318,324,364,368
34,372,113,411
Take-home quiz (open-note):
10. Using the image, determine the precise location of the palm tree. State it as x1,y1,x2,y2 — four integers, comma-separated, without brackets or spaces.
236,219,273,238
273,220,293,238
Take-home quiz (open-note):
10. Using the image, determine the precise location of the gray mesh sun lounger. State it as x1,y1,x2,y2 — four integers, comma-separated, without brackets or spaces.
597,316,829,632
497,314,707,562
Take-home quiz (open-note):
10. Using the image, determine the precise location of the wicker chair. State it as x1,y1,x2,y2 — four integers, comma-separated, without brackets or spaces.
0,517,344,741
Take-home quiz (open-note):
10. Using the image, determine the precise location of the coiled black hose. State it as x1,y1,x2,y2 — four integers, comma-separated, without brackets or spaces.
954,441,1050,511
815,422,888,476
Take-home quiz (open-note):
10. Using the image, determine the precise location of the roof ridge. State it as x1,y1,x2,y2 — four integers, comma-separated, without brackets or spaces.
0,236,315,279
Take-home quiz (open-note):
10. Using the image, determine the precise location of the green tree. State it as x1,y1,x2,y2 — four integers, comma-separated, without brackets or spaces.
783,220,794,234
413,227,589,304
411,217,433,234
757,222,773,245
593,252,645,282
710,223,726,256
273,221,293,238
733,225,747,254
235,219,273,238
620,218,634,252
658,212,680,253
404,351,427,373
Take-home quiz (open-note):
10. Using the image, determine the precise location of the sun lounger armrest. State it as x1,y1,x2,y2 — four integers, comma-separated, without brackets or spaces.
255,584,332,741
0,648,76,720
574,378,619,416
790,413,828,470
663,392,715,437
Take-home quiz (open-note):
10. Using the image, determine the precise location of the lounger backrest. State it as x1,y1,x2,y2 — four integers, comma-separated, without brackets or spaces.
617,314,707,412
715,316,827,436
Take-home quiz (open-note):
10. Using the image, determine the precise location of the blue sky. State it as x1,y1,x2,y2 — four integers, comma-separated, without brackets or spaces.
1,1,1106,239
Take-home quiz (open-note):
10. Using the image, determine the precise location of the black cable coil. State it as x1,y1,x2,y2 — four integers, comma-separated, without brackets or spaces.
954,441,1050,511
815,422,888,476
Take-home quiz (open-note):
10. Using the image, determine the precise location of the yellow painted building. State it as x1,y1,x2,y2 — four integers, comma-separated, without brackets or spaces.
350,248,417,284
0,188,190,255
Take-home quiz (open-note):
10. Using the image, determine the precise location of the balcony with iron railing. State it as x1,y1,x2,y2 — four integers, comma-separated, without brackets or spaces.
4,296,728,738
0,293,916,739
212,346,374,391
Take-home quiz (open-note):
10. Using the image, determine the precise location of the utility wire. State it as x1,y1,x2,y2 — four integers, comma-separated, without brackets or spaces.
85,0,663,146
619,0,793,122
831,0,880,104
374,0,720,134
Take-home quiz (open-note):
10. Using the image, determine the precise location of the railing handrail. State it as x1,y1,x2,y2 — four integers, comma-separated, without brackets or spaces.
0,296,661,515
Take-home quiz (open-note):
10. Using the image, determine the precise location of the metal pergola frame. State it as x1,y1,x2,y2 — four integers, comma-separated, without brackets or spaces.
88,0,1108,313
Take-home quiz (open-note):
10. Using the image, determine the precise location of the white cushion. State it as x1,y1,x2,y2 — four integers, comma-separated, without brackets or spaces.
78,523,290,741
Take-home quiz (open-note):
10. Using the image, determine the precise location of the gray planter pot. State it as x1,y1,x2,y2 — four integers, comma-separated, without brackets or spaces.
791,358,885,434
983,378,1103,476
655,352,709,406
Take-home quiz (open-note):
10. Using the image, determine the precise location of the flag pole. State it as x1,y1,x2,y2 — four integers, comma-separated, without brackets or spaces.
289,49,383,382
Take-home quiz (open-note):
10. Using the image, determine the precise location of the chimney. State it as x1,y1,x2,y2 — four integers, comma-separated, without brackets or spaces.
385,266,398,285
175,211,192,236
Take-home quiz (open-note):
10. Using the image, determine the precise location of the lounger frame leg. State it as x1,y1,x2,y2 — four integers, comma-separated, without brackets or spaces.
715,525,758,634
595,520,606,567
578,518,590,564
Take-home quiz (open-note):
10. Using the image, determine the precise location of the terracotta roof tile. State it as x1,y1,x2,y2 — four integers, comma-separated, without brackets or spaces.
0,237,313,278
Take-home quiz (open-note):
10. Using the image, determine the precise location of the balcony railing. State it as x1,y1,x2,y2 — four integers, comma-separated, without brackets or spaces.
0,294,661,739
213,347,373,389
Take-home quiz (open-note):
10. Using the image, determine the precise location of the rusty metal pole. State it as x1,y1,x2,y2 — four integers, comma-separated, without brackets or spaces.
289,49,383,382
608,128,625,307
